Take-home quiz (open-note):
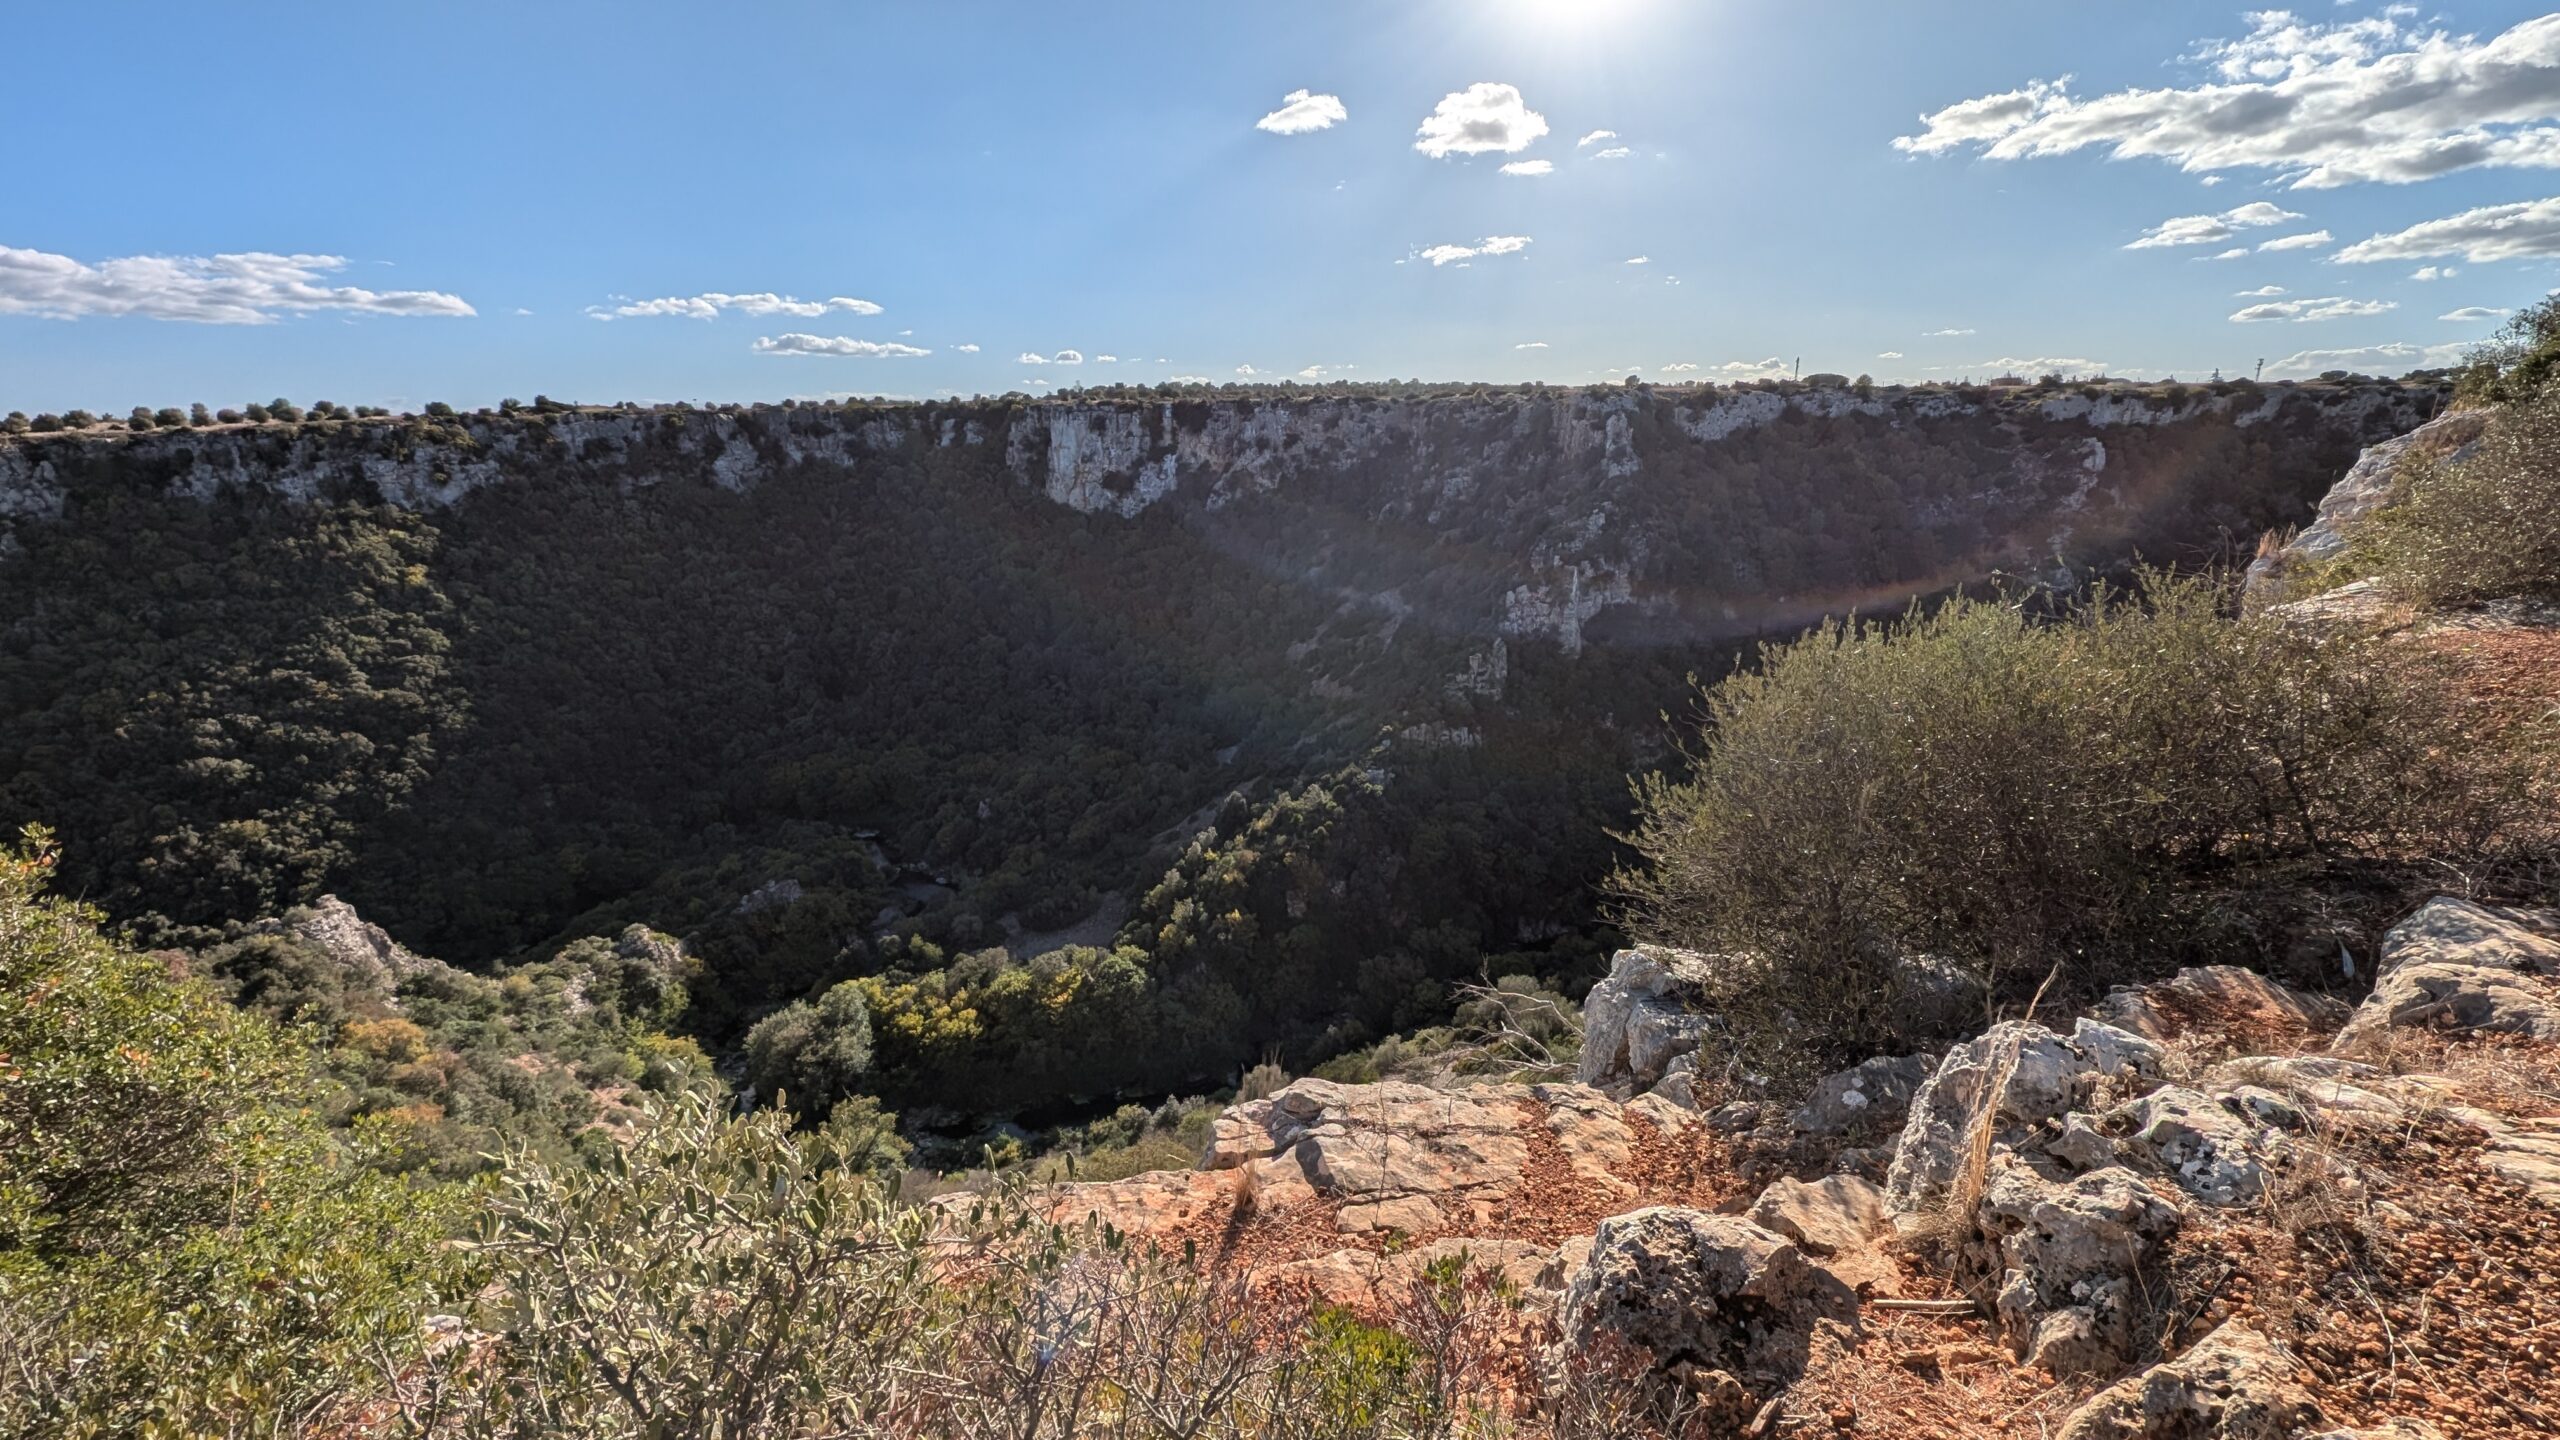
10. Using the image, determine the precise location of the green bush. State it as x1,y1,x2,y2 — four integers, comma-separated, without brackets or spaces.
1615,575,2544,1081
2363,387,2560,604
0,827,472,1436
425,1087,1539,1439
743,979,876,1115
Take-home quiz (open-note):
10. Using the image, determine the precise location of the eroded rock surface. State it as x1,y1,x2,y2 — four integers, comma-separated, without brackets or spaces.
2053,1321,2319,1440
2335,897,2560,1049
1550,1207,1855,1426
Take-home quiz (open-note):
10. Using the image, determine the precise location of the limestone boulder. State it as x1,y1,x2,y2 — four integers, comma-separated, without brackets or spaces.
2090,965,2346,1045
2334,897,2560,1050
1551,1208,1855,1425
2105,1085,2288,1208
2054,1322,2320,1440
1578,946,1720,1095
1976,1157,2184,1376
1885,1021,2159,1216
1793,1053,1934,1135
1746,1174,1900,1295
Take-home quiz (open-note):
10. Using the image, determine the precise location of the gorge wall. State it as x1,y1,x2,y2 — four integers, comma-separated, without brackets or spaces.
0,379,2448,1112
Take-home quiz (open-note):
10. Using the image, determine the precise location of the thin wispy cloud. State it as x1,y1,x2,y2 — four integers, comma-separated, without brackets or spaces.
2124,202,2302,249
1500,159,1553,177
2263,340,2470,377
2257,230,2333,252
1256,89,1347,135
2228,296,2396,323
0,245,473,323
751,334,928,357
1589,146,1633,160
1922,327,1975,337
1895,12,2560,189
1577,129,1618,147
2441,305,2508,321
589,292,881,321
1514,341,1549,349
1413,235,1533,266
1414,82,1548,157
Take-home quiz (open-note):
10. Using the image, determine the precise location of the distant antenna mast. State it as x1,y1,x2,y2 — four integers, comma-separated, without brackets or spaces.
2254,358,2265,381
1793,357,1801,379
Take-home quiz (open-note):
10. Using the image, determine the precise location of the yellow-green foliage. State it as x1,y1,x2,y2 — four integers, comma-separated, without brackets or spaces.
0,827,474,1437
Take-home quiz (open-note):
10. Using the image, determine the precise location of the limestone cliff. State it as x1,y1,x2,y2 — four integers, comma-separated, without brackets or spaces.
0,379,2439,656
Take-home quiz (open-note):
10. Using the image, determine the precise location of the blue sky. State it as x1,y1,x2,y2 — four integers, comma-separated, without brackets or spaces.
7,1,2560,412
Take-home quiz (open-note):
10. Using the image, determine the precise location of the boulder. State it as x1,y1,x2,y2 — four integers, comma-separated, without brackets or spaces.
1578,946,1719,1095
2334,898,2560,1050
1885,1021,2156,1216
1976,1157,2183,1376
2054,1322,2320,1440
1747,1174,1900,1295
2243,407,2489,604
1793,1053,1934,1135
2090,965,2346,1045
2105,1085,2286,1208
254,895,462,1004
1551,1208,1855,1425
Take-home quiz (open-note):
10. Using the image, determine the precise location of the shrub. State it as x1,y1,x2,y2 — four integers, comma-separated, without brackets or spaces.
1615,574,2543,1081
243,402,271,422
742,979,876,1116
0,827,471,1434
153,407,186,429
59,409,94,428
420,1087,1534,1439
2362,387,2560,604
2,412,26,435
125,406,154,431
189,403,212,426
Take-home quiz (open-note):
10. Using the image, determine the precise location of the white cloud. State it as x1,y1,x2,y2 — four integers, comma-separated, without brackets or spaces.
1712,357,1794,378
1414,82,1549,157
1018,352,1047,364
2257,230,2333,251
1500,159,1554,176
1296,365,1330,379
2336,195,2560,263
1877,350,1904,359
1256,89,1347,135
1974,355,2106,373
955,343,981,353
1515,341,1549,349
0,245,473,324
1235,364,1259,376
2212,247,2253,260
1577,129,1618,147
1624,255,1651,265
1893,13,2560,189
1660,362,1700,373
2411,265,2457,279
1590,146,1633,160
2236,285,2288,296
2228,296,2398,322
1413,235,1533,266
1095,354,1118,363
2263,340,2471,377
2441,305,2509,321
2124,201,2303,249
589,291,881,321
1923,327,1976,337
751,334,929,358
1052,349,1084,365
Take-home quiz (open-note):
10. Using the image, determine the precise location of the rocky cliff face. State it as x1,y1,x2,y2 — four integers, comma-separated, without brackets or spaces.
0,380,2439,655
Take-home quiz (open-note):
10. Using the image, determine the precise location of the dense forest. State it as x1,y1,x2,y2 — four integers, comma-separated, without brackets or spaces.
0,378,2437,1140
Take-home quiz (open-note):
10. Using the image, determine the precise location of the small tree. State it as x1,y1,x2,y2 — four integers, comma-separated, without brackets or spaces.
188,403,212,427
152,407,186,429
215,408,243,424
2,412,26,435
125,406,155,431
266,397,303,422
423,400,455,418
59,410,95,428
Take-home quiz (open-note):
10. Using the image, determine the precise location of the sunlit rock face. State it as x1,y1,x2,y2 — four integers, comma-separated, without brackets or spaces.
0,380,2436,653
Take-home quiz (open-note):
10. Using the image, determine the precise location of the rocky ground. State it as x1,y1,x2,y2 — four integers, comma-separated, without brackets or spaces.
1035,898,2560,1438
